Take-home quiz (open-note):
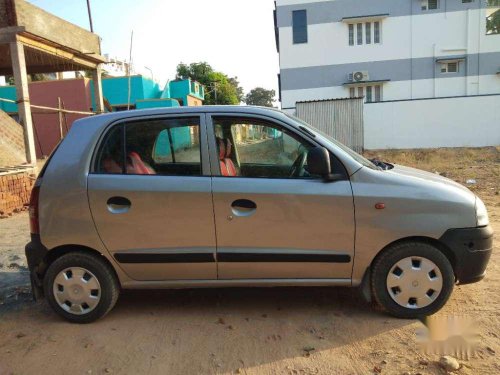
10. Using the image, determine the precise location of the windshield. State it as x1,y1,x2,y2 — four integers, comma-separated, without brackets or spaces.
285,113,378,170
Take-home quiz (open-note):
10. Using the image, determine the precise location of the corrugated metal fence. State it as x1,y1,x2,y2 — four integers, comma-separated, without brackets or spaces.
295,98,364,152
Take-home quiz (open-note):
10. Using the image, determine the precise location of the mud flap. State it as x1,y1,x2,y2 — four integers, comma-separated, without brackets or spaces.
30,272,44,301
358,268,372,303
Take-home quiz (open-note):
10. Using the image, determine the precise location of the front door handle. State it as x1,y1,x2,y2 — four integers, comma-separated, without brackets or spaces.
107,196,131,214
231,199,257,217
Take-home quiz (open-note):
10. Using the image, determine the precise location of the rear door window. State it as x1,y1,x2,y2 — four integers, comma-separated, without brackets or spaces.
95,117,202,176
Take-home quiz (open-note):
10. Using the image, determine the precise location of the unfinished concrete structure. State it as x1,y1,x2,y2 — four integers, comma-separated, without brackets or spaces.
0,0,106,165
0,0,105,216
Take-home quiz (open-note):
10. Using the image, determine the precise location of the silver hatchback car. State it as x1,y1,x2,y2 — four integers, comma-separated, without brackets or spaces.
25,106,493,323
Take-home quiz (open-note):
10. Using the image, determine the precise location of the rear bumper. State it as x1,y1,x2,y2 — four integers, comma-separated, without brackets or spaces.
25,234,48,299
439,225,493,285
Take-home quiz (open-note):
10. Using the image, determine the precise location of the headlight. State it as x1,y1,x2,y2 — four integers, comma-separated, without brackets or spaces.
475,197,489,227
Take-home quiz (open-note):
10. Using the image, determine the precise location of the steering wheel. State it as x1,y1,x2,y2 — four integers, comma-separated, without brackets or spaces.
289,150,308,178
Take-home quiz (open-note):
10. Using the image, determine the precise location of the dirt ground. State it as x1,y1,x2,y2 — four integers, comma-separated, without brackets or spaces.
0,147,498,375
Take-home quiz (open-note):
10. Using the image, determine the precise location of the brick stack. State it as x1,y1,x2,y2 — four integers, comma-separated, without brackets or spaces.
0,172,35,218
0,109,27,166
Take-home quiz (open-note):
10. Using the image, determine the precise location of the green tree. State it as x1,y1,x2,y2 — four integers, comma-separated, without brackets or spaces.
486,9,500,35
29,73,51,82
175,62,243,105
244,87,276,107
228,76,244,103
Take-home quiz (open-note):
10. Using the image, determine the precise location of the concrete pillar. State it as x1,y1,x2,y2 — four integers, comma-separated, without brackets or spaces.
9,40,37,166
92,65,104,113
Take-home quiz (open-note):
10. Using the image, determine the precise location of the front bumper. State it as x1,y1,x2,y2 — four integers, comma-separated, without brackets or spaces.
25,234,48,300
440,225,493,285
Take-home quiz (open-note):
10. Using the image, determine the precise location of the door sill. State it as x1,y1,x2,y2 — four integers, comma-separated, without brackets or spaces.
121,278,352,289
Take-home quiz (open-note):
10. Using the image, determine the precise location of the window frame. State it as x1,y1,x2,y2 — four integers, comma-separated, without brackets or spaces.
348,21,381,46
440,61,460,73
90,114,210,177
347,85,383,103
206,113,348,180
422,0,439,11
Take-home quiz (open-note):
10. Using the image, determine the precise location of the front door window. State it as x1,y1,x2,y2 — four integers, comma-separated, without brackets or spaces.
213,117,316,179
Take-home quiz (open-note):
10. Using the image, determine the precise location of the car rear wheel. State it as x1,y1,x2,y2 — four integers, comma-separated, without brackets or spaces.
44,252,120,323
371,241,455,318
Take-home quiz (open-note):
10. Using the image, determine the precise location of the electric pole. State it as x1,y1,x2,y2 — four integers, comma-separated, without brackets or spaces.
86,0,94,32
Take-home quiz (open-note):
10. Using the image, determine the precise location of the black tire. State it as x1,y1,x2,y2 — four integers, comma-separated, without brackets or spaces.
44,252,120,323
371,241,455,319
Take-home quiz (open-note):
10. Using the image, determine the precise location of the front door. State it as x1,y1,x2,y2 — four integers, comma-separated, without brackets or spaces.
208,114,355,280
88,114,217,281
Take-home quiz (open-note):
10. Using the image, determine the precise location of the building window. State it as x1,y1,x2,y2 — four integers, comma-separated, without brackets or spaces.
462,0,473,3
366,86,373,102
349,85,383,103
292,10,308,44
374,21,381,43
422,0,439,10
486,0,500,35
348,21,381,46
375,85,381,102
356,23,363,45
348,24,354,45
440,61,459,73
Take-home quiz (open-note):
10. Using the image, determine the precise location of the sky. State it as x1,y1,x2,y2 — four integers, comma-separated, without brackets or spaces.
29,0,280,98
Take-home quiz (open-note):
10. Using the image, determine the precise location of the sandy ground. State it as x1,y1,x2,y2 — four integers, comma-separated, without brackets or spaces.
0,148,498,375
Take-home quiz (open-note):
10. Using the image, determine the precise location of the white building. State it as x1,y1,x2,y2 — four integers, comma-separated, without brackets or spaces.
102,54,135,77
275,0,500,112
59,54,136,80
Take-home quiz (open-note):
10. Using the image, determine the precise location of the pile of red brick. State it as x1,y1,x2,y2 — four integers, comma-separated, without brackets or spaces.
0,172,35,218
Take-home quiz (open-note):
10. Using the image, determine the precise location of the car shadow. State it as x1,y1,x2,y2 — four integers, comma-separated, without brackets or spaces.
108,287,413,372
0,271,30,299
1,286,416,374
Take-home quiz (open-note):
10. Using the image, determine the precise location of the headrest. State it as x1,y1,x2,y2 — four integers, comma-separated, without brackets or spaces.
224,138,233,158
217,137,225,160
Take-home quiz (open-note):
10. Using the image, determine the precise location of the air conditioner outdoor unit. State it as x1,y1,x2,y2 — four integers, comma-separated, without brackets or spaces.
349,71,369,82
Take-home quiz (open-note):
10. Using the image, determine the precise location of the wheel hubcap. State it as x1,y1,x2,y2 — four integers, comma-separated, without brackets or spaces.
386,256,443,309
53,267,101,315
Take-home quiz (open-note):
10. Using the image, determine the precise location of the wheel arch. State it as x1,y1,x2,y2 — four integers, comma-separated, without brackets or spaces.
371,236,457,273
358,236,457,303
43,244,121,287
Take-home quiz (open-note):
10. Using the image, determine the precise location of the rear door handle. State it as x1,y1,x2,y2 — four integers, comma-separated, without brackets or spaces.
231,199,257,217
107,196,131,214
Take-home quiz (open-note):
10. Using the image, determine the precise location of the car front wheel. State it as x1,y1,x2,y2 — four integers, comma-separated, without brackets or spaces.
371,241,455,318
44,252,120,323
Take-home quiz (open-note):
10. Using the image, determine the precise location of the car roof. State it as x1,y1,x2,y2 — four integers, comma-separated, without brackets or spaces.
86,105,284,122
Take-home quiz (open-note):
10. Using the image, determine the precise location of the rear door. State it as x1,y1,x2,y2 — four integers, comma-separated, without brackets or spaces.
88,114,217,281
208,114,355,280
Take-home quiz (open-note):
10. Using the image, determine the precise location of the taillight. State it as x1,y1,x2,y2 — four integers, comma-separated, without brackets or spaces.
29,178,42,234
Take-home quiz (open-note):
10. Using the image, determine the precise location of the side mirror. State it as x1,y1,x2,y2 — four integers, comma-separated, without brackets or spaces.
307,147,344,182
307,147,331,176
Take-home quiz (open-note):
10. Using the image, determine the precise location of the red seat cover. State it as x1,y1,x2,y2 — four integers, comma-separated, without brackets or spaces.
127,152,156,175
223,139,237,176
217,138,229,176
